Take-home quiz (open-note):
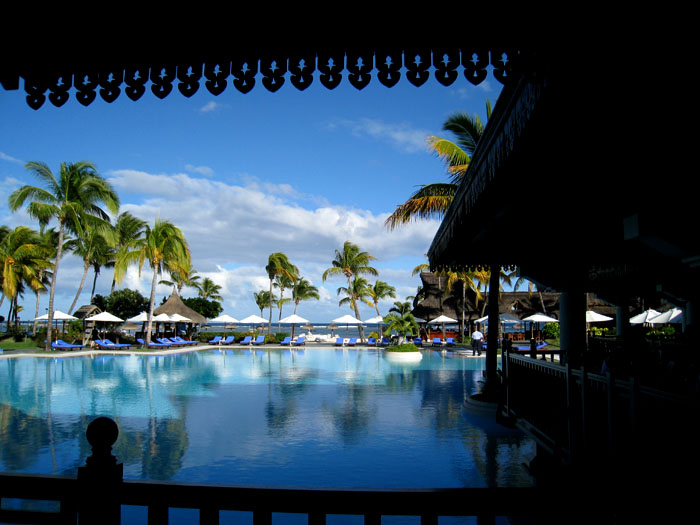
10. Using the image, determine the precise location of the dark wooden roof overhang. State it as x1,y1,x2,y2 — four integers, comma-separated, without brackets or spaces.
427,51,700,307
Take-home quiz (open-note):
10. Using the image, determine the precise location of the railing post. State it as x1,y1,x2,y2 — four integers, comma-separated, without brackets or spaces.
77,417,123,524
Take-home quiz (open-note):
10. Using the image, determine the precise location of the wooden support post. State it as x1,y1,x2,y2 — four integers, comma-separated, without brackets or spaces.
77,417,123,525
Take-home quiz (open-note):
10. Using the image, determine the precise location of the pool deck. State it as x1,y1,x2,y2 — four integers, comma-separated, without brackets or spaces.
0,341,491,359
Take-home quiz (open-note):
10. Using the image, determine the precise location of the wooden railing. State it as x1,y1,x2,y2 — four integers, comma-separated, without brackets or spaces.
0,418,608,524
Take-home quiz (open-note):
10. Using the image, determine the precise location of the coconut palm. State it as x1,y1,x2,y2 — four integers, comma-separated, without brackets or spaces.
8,161,119,350
114,218,190,346
159,260,200,296
31,227,57,334
273,272,295,331
367,280,396,336
443,269,486,339
265,253,298,334
337,276,373,312
110,211,147,293
384,101,492,229
322,241,378,340
65,226,114,314
389,301,413,317
254,290,273,318
291,278,320,315
198,277,222,302
1,226,49,329
383,312,419,344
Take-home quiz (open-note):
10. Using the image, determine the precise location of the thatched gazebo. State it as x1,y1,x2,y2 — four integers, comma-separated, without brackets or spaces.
153,292,206,337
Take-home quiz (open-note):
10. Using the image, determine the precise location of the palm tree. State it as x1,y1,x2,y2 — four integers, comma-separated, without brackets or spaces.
273,272,295,332
114,218,190,346
443,269,485,339
383,312,419,344
8,161,119,350
322,241,378,340
265,253,298,334
384,101,492,229
253,290,273,318
1,226,49,329
159,260,200,296
32,227,57,335
65,226,114,314
337,276,373,313
198,277,222,302
367,280,396,337
291,278,320,315
389,301,413,317
110,211,147,293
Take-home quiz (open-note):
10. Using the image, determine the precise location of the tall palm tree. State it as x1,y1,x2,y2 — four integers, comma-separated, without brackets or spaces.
253,290,273,318
265,253,298,334
1,226,49,329
114,218,190,346
389,301,413,317
32,227,57,335
198,277,222,302
273,272,295,331
110,211,147,293
322,241,378,340
8,161,119,350
158,260,200,296
337,276,373,312
291,278,319,315
384,101,492,229
443,269,485,339
367,280,396,337
65,226,114,314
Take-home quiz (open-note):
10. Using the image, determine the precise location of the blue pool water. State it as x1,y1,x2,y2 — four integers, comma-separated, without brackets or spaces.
0,348,535,522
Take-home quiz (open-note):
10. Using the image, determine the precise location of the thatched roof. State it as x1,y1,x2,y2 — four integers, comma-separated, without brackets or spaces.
72,304,102,319
154,293,206,324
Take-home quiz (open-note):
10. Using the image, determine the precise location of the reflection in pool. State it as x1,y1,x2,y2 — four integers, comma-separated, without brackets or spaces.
0,348,534,493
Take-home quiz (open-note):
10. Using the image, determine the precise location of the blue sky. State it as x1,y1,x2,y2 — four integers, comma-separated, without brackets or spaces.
1,67,502,323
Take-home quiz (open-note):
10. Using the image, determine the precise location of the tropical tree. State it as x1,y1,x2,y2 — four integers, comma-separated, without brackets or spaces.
367,280,396,336
253,290,273,318
109,211,147,293
291,278,320,315
8,161,119,350
265,253,298,334
337,276,373,312
273,272,295,331
442,269,486,339
159,260,200,296
389,301,413,317
65,226,114,314
30,227,57,335
383,312,419,344
114,218,190,346
197,277,222,302
384,101,492,229
322,241,378,340
0,226,49,329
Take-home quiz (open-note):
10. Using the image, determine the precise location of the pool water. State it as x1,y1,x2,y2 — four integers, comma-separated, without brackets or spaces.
0,348,535,522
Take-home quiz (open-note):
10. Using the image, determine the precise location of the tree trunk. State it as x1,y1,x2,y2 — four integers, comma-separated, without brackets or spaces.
46,223,65,351
68,261,90,315
268,278,273,335
90,266,100,302
350,276,365,340
33,289,41,335
146,267,158,346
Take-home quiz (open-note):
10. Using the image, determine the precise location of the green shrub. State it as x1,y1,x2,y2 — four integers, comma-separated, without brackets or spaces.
542,322,560,339
386,343,420,352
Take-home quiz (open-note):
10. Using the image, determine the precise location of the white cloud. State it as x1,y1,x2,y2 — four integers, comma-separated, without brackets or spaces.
199,101,222,113
331,118,429,154
98,169,437,320
0,152,24,165
185,164,214,176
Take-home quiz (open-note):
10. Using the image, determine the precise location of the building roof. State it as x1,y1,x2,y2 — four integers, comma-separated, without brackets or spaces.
153,293,206,324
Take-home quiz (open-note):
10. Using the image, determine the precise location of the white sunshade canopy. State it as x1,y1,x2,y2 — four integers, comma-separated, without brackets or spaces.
586,310,613,322
332,314,363,324
364,315,383,324
239,314,269,324
429,315,458,324
126,312,149,323
279,314,309,324
34,310,77,321
152,313,173,322
85,311,124,322
648,308,683,325
168,313,192,322
522,313,559,323
476,313,521,324
209,314,240,323
629,309,661,325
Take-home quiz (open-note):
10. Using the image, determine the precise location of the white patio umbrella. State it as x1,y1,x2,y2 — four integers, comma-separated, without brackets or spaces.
629,309,661,325
240,314,269,332
279,314,309,339
522,313,558,338
151,313,173,338
648,308,683,325
429,315,458,339
332,314,363,338
586,310,613,322
364,315,384,339
34,310,77,336
85,311,124,340
126,312,149,323
210,314,240,336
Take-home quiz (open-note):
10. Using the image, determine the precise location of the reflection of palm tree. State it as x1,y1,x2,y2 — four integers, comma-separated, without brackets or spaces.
8,161,119,350
385,101,492,229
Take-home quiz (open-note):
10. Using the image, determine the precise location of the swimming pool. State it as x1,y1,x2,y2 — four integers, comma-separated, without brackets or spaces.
0,348,534,520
